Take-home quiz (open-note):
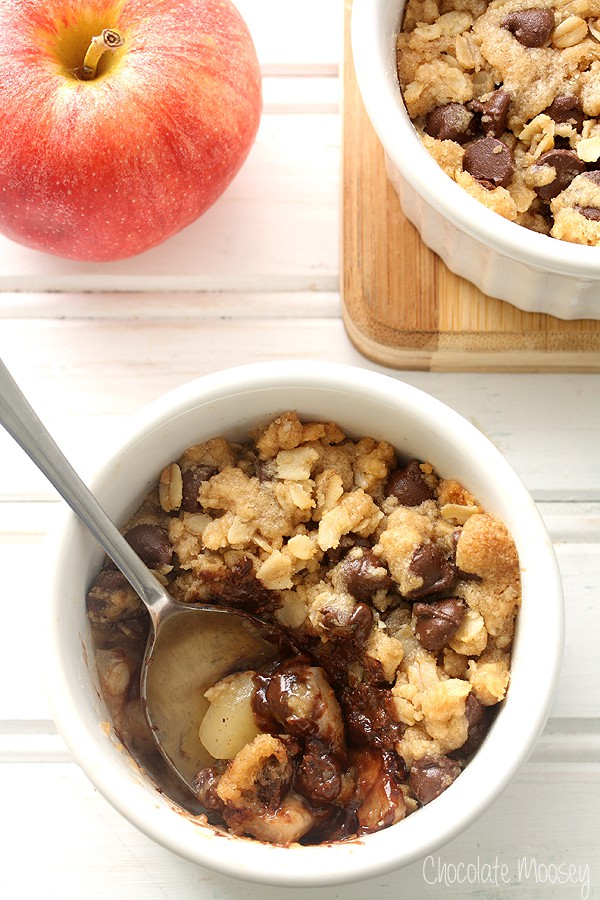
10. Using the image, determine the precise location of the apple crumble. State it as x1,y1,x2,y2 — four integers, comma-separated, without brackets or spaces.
87,412,521,845
396,0,600,244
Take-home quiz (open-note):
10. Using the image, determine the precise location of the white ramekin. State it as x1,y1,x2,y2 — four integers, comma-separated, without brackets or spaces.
351,0,600,320
46,361,564,886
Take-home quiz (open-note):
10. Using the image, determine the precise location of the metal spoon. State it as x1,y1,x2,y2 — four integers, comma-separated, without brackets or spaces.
0,359,283,793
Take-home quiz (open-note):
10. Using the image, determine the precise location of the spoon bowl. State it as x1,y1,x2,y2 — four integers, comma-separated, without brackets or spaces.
0,358,283,795
142,604,283,791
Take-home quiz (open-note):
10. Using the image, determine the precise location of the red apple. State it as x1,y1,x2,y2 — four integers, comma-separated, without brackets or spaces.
0,0,262,261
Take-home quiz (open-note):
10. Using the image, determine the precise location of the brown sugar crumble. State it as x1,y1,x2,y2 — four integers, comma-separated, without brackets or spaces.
87,412,521,845
396,0,600,244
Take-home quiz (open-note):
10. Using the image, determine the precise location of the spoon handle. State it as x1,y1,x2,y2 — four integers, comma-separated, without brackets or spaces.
0,358,167,620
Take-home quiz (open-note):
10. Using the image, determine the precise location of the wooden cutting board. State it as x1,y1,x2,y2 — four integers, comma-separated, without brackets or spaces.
340,0,600,371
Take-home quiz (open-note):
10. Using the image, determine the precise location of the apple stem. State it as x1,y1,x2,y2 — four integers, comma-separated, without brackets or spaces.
79,28,124,80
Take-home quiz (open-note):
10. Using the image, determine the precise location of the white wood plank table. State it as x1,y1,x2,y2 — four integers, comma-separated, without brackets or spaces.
0,3,598,897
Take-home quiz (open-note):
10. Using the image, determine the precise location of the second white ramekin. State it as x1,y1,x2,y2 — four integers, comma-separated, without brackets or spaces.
351,0,600,320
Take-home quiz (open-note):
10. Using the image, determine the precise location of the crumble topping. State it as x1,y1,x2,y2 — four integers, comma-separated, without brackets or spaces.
88,412,521,845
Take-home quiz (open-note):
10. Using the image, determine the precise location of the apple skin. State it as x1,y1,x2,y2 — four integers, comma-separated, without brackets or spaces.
0,0,262,261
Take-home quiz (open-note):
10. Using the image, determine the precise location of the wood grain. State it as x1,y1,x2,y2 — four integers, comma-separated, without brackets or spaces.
341,1,600,372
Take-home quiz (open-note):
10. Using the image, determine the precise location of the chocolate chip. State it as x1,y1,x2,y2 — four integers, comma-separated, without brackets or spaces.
407,541,456,599
469,89,511,137
194,765,227,813
349,602,375,644
91,567,128,591
425,103,475,143
387,459,434,506
409,755,461,805
320,600,374,645
206,557,276,614
257,460,274,483
532,149,586,200
181,465,216,512
341,684,404,750
338,549,392,601
252,661,342,749
463,137,515,187
412,597,466,653
576,205,600,221
452,693,495,758
543,95,584,132
294,738,343,805
575,172,600,208
465,692,486,730
325,534,371,565
503,8,554,47
123,524,172,568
